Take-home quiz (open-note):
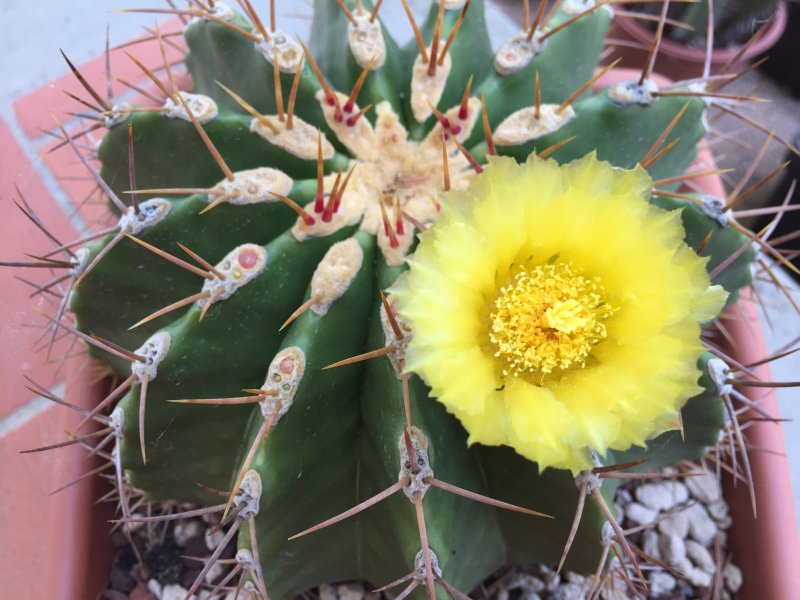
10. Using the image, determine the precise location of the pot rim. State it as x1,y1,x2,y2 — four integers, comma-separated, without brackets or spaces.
614,0,788,65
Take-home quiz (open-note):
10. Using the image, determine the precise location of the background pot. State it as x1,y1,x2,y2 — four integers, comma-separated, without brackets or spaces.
609,1,788,81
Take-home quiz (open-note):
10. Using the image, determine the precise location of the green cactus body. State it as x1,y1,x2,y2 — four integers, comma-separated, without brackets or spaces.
54,0,757,596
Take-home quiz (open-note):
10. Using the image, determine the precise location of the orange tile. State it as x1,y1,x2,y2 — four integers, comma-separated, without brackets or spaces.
40,123,118,229
0,117,79,419
0,361,114,600
13,18,186,141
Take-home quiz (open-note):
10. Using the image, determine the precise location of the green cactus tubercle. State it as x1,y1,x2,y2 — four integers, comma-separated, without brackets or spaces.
56,0,755,597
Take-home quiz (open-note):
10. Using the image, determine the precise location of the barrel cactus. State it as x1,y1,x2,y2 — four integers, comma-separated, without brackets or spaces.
11,0,765,598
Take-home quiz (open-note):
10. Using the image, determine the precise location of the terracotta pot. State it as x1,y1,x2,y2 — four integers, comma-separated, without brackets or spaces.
609,1,788,81
722,299,800,600
683,161,800,600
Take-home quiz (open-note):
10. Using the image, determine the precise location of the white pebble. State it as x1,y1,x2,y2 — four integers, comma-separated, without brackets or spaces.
542,568,560,592
686,539,715,574
603,573,644,600
204,559,225,584
686,471,722,504
339,583,368,600
724,563,743,593
147,579,162,598
659,533,687,566
686,566,713,588
686,503,718,545
675,558,693,579
642,530,661,561
717,530,728,547
707,500,733,528
162,584,195,600
126,513,146,532
225,588,258,600
626,502,657,526
565,572,586,586
658,510,690,538
508,573,546,594
635,481,689,512
173,520,204,547
552,582,584,600
319,584,337,600
205,528,226,551
649,571,677,596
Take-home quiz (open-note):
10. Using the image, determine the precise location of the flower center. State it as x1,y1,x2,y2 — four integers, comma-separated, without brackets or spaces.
488,262,613,377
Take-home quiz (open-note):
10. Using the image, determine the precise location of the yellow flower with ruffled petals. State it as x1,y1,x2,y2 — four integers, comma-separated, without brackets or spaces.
393,153,726,473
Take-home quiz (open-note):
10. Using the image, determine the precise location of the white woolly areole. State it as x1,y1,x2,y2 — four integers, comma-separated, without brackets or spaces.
186,1,234,26
70,247,91,279
575,469,603,495
163,92,218,123
310,239,364,316
234,470,262,519
259,346,306,423
688,81,711,101
707,358,733,396
212,168,293,206
250,116,334,161
698,194,729,227
438,0,468,8
563,0,598,15
110,406,125,438
348,12,386,70
105,104,129,129
399,427,434,501
493,104,576,146
382,296,412,378
118,198,172,235
410,44,452,123
316,90,378,161
235,549,257,570
201,244,267,303
601,521,615,544
607,79,659,107
208,2,234,20
131,332,172,382
414,549,442,580
255,31,303,73
494,30,547,76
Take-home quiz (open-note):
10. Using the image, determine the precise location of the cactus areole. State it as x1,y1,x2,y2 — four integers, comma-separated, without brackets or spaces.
40,0,758,597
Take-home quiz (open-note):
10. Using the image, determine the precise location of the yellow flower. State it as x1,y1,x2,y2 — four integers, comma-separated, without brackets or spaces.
393,154,726,473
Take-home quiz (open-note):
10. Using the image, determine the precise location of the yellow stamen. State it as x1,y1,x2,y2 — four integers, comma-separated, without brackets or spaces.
488,262,613,377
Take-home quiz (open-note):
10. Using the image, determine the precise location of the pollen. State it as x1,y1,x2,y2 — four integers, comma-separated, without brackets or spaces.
488,262,613,377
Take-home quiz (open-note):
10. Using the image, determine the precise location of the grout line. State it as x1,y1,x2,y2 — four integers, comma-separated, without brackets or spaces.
0,106,88,234
0,382,66,438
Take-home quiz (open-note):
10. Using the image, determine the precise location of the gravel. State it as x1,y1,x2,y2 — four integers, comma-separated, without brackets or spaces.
100,468,744,600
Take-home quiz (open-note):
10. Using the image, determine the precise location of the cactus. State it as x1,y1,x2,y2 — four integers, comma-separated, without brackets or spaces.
9,0,780,598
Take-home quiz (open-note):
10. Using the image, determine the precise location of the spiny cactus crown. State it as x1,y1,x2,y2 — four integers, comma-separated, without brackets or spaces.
9,0,771,598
